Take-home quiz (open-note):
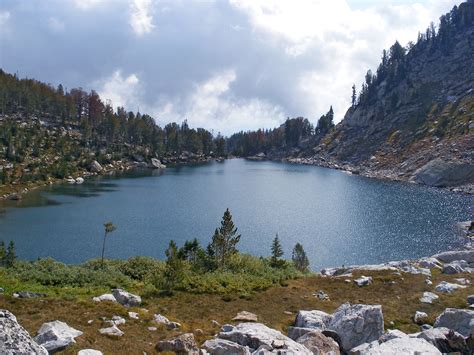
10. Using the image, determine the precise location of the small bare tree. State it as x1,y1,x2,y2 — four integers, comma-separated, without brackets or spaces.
101,221,116,267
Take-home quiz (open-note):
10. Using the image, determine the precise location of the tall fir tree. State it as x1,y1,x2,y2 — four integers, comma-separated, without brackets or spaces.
210,208,241,268
270,234,284,267
292,242,309,272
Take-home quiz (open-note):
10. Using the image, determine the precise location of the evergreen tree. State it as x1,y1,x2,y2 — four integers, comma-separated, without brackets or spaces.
270,234,284,268
161,240,185,293
5,240,16,267
101,221,116,268
351,84,357,107
292,242,309,272
210,208,241,268
0,241,6,266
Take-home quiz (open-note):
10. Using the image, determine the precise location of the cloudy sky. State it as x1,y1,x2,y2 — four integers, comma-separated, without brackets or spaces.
0,0,461,135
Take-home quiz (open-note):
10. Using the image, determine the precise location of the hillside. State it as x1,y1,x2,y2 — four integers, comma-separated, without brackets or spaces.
229,1,474,192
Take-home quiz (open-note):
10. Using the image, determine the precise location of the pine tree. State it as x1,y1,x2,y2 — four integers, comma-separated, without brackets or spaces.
351,84,357,107
5,240,16,267
101,221,116,268
161,240,185,293
270,234,284,267
0,241,6,266
210,208,241,268
292,242,309,272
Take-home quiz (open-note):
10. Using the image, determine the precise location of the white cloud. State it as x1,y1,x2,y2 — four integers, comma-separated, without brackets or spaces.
151,70,286,135
48,17,65,33
73,0,104,10
95,70,141,110
129,0,155,36
0,10,10,26
230,0,460,122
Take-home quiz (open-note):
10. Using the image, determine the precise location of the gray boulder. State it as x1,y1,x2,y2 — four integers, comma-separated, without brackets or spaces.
349,337,441,354
413,159,474,187
413,311,428,324
467,295,474,305
378,329,408,343
434,308,474,337
233,311,258,322
420,291,439,304
329,303,384,351
112,288,141,307
34,320,83,352
435,281,467,293
295,310,332,330
218,322,311,353
432,250,474,263
149,158,166,169
0,310,48,355
156,333,199,354
295,331,340,354
78,350,103,355
92,293,116,303
418,257,442,269
354,276,373,287
99,324,124,337
442,260,471,274
202,338,251,355
287,326,318,340
417,327,468,353
90,160,103,173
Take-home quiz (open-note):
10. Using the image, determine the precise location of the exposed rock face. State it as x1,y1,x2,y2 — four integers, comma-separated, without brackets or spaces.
442,260,471,274
329,303,384,351
420,291,439,304
295,310,332,330
349,337,441,355
354,276,373,287
156,333,199,354
287,326,319,340
112,288,141,307
432,250,474,263
295,331,340,355
435,281,467,293
218,322,311,354
0,310,48,355
203,338,251,355
413,159,474,187
232,311,258,322
98,325,124,337
434,308,474,337
149,158,166,169
378,329,408,343
34,320,83,352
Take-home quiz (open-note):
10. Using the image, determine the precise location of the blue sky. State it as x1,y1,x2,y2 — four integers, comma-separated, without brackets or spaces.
0,0,462,135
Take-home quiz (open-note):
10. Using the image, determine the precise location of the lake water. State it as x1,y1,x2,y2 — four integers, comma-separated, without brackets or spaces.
0,159,472,270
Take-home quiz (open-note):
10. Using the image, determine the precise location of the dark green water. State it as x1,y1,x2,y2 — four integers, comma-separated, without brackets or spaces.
0,159,472,270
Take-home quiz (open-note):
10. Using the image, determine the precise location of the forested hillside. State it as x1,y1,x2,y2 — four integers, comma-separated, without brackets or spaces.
0,71,225,191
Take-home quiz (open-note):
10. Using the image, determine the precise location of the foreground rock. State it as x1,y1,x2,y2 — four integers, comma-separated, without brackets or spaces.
203,338,251,355
330,303,384,351
218,322,311,353
295,331,340,354
99,324,124,337
156,333,199,354
434,308,474,337
295,310,332,329
416,327,469,353
435,281,467,293
232,311,258,322
350,337,441,355
0,310,48,354
78,350,103,355
420,291,439,304
34,320,83,353
112,288,141,307
153,313,181,329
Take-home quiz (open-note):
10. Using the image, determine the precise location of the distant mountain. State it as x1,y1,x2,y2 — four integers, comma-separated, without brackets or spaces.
229,0,474,191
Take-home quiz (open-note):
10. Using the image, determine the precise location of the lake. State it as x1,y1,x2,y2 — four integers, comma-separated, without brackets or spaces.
0,159,472,270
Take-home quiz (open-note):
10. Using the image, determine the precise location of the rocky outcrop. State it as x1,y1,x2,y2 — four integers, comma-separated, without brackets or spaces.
149,158,166,169
78,350,103,355
156,333,199,354
434,308,474,337
0,310,48,355
295,331,340,354
202,338,251,355
349,337,441,355
435,281,467,293
413,159,474,187
416,327,469,354
92,293,117,303
99,324,124,337
295,310,332,329
432,250,474,263
354,276,373,287
90,160,103,173
34,320,83,353
112,288,141,307
420,291,439,304
218,322,312,354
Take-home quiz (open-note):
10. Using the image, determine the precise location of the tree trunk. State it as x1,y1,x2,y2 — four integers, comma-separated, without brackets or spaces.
101,231,107,268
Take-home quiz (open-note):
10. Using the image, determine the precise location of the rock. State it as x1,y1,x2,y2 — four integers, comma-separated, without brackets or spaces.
378,329,408,343
287,326,318,340
90,160,103,173
153,313,180,329
354,276,373,287
66,178,76,184
0,310,48,354
148,327,157,331
467,295,474,305
313,290,329,300
432,250,474,263
425,279,433,285
128,311,139,319
413,159,474,187
329,303,384,351
13,291,47,298
202,338,251,355
149,158,166,169
295,331,340,355
221,324,234,332
420,324,432,331
99,324,124,337
211,320,221,327
414,311,428,324
78,350,103,355
442,260,471,274
418,257,442,269
232,311,258,322
110,315,126,325
420,291,439,303
455,278,471,285
112,288,141,307
434,308,474,337
295,310,332,329
435,281,467,293
417,327,468,353
349,337,441,354
156,333,199,354
75,177,84,184
167,321,181,330
218,322,311,353
34,320,83,352
92,293,117,303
